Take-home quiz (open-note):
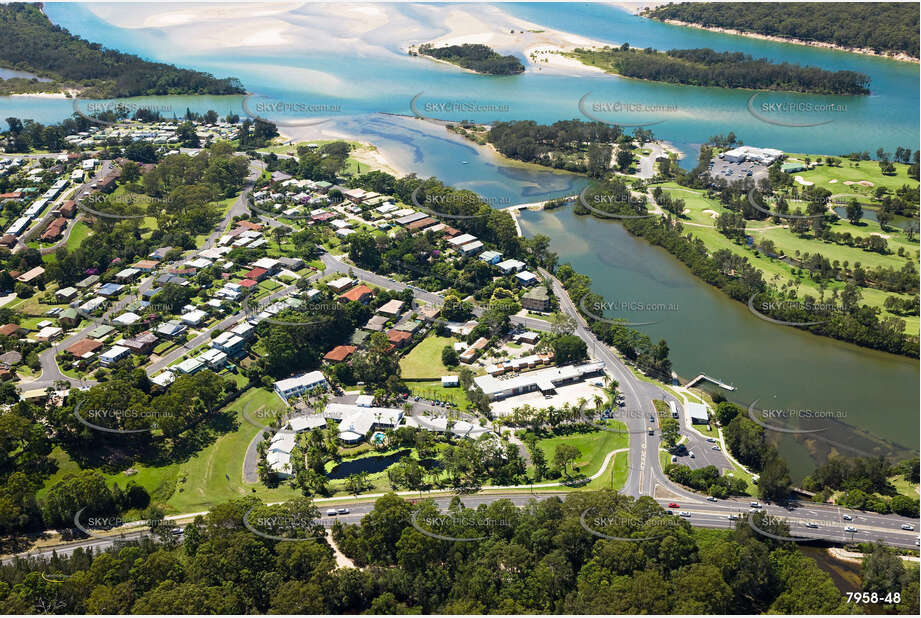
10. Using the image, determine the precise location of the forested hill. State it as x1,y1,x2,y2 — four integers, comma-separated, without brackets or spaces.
568,46,871,95
644,2,920,59
414,43,525,75
0,3,245,97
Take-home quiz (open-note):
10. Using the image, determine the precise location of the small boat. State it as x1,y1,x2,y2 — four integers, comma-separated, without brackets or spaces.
461,161,469,164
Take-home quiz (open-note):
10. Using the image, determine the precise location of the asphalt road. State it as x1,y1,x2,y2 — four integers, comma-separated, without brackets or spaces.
5,490,917,566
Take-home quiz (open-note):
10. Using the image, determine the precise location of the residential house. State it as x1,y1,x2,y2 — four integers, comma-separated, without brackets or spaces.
496,259,525,274
99,345,131,366
386,329,412,348
16,266,45,284
323,345,356,363
123,332,158,355
515,271,538,286
58,308,79,328
521,286,550,312
55,286,78,302
377,299,404,317
97,283,124,297
327,277,355,293
339,285,373,304
66,338,103,360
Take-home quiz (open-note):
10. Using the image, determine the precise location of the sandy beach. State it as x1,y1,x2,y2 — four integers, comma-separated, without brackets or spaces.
404,4,619,76
275,128,408,178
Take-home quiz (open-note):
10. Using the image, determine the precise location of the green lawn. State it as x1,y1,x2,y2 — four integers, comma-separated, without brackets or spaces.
787,155,918,196
64,221,92,251
399,334,457,379
654,181,920,334
531,421,628,480
404,382,472,411
585,451,629,490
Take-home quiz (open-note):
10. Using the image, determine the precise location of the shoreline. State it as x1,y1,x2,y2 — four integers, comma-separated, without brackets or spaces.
652,17,919,64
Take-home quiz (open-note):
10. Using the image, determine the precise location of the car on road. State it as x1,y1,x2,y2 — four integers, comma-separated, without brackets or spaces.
649,415,655,423
689,451,695,458
805,522,819,528
170,527,183,535
336,508,350,515
707,496,718,502
711,445,721,451
750,502,761,508
844,526,858,533
727,514,739,520
705,437,716,443
326,509,337,516
648,429,654,436
679,511,691,518
671,455,677,463
842,514,853,521
668,502,680,508
901,524,915,530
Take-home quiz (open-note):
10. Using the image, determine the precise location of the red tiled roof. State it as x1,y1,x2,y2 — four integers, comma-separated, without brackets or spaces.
0,323,21,337
235,220,263,231
338,285,373,303
67,338,102,357
239,279,258,288
386,329,412,343
245,267,268,280
323,345,357,362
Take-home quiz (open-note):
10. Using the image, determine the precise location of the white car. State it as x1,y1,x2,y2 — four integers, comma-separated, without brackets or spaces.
679,511,691,518
707,496,718,502
844,526,858,533
750,502,761,508
326,509,337,517
842,514,853,521
901,524,914,531
805,522,819,529
727,514,739,520
711,446,721,451
336,507,350,515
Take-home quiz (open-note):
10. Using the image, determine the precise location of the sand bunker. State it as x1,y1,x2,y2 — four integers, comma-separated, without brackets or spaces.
828,179,838,184
858,180,874,187
702,209,719,219
794,176,814,186
843,181,855,185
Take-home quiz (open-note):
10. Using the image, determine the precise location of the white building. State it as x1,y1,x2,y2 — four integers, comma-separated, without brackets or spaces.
274,370,328,401
473,362,604,401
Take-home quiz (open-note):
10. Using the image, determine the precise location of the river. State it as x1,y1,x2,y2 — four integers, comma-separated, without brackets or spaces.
1,2,916,478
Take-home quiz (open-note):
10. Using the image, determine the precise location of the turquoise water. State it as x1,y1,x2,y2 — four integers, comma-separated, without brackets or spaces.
1,3,916,475
3,2,918,163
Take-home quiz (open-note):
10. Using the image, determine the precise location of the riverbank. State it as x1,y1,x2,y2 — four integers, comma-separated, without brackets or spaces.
650,17,919,64
275,128,407,178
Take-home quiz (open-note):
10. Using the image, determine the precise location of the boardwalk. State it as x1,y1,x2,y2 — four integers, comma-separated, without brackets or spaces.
685,374,736,391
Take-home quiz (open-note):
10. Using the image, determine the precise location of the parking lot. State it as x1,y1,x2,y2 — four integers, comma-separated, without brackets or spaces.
708,157,769,185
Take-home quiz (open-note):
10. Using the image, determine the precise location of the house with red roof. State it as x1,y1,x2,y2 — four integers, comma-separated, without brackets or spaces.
324,345,357,362
244,267,269,282
338,284,373,304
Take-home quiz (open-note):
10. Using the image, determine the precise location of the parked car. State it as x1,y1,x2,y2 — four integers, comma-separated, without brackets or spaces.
711,446,721,451
705,438,716,443
689,451,695,459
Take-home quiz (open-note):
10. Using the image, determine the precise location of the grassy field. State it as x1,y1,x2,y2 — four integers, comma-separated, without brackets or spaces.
584,451,629,490
654,180,920,334
530,421,629,480
64,220,92,251
399,334,457,379
787,155,918,196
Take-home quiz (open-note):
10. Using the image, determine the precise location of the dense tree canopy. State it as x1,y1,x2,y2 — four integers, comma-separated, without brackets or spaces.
646,2,919,58
0,3,244,97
